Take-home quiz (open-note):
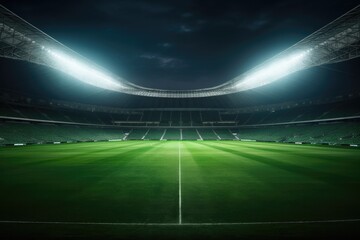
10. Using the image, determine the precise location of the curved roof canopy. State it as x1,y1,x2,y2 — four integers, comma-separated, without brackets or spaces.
1,4,360,98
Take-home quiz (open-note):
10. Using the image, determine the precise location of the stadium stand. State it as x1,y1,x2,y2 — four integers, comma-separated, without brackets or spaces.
144,129,165,140
182,129,200,140
198,129,219,140
0,121,125,144
235,122,360,145
127,129,148,140
1,92,360,145
214,129,236,140
164,129,181,140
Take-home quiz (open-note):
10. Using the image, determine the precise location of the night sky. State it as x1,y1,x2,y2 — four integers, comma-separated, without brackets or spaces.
0,0,360,108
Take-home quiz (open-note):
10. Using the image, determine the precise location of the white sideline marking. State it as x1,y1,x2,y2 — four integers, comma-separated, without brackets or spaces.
0,219,359,226
178,142,182,224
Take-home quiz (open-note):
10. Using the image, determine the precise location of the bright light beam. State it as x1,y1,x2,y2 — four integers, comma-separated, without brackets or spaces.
236,49,312,90
46,50,123,91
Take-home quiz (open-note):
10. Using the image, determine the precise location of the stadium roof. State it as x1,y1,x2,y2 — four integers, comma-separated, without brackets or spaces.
0,4,360,98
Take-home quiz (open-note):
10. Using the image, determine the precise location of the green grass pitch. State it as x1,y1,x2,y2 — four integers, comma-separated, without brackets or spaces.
0,141,360,239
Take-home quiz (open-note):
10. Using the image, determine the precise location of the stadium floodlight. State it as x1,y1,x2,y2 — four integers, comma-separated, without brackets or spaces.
1,4,360,98
235,50,311,90
47,50,123,91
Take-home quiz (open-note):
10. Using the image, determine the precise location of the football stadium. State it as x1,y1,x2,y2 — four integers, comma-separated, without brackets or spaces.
1,1,360,239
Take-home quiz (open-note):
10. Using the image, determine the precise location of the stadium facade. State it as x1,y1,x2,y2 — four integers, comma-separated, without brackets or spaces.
0,4,360,146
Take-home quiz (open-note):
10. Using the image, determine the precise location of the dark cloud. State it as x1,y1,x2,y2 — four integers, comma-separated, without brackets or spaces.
140,54,186,69
182,12,193,18
158,42,173,48
179,25,193,33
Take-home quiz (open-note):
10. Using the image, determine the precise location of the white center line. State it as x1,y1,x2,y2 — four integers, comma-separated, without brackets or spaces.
178,142,182,225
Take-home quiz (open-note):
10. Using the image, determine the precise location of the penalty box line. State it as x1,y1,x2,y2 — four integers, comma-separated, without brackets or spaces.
0,219,360,226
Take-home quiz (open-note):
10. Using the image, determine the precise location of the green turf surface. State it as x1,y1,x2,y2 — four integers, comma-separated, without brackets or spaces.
0,141,360,239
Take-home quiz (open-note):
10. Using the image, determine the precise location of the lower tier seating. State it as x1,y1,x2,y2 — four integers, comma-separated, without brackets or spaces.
1,121,359,145
0,121,125,144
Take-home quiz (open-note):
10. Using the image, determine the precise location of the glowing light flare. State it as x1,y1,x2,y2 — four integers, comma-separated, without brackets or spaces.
46,50,123,90
236,50,312,90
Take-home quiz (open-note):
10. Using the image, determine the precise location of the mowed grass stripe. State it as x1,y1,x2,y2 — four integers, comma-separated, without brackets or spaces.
224,141,360,184
182,141,360,222
224,141,360,163
181,141,278,222
201,142,354,184
0,141,149,171
1,141,360,225
0,141,179,223
1,141,360,239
